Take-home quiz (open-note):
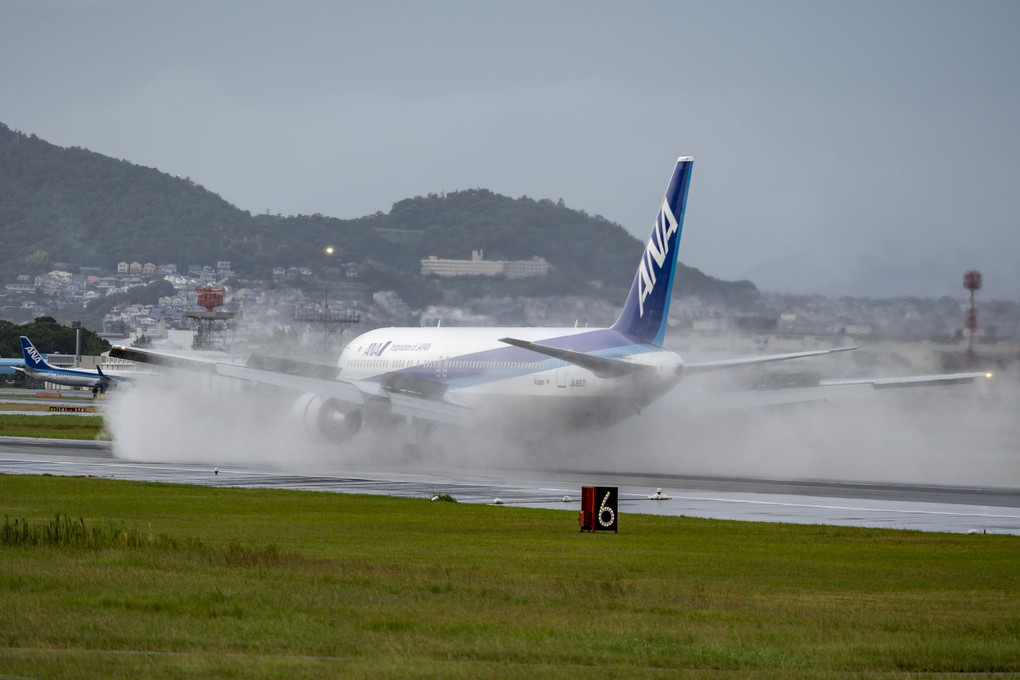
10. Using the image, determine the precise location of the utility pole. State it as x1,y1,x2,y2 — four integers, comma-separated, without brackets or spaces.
71,320,82,368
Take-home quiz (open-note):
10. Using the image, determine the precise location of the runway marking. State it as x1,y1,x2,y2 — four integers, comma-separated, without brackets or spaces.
4,449,1019,533
678,494,1020,520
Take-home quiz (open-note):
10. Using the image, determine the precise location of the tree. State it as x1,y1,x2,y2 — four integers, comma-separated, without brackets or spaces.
0,317,109,357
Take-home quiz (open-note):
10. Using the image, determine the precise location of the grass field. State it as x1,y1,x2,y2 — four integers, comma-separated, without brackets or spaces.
0,403,99,413
0,413,106,439
1,474,1018,679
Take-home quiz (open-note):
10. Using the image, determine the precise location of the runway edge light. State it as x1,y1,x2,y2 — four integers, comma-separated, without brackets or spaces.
579,486,618,533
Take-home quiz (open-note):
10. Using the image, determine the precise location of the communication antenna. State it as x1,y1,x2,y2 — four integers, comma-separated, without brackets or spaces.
187,287,235,350
292,290,361,351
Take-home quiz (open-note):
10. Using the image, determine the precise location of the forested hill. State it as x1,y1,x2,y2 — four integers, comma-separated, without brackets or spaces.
0,123,253,272
0,122,759,306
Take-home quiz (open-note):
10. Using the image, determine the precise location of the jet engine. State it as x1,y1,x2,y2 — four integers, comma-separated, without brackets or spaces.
291,393,363,444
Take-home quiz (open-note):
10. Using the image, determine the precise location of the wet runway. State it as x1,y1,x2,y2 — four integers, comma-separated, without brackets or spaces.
2,437,1018,535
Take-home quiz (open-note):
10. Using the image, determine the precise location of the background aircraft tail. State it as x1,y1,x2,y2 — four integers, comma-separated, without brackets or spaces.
20,336,53,370
611,156,693,345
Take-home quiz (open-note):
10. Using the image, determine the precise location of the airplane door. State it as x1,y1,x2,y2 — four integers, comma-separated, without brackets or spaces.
556,362,567,388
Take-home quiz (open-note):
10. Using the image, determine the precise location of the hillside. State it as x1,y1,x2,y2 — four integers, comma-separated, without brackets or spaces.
0,122,759,307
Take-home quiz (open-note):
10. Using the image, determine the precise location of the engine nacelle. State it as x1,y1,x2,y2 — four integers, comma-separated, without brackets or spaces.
291,393,363,444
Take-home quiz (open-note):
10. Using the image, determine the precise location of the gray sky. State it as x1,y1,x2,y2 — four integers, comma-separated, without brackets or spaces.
3,0,1019,298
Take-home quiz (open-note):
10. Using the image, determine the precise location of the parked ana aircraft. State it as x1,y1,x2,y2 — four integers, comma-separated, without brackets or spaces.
0,358,26,375
111,156,989,444
18,336,125,396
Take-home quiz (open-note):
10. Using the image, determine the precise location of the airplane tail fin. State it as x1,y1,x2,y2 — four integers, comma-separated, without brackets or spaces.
20,336,53,370
611,156,694,345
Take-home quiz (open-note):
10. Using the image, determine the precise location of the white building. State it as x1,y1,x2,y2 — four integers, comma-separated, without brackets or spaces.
420,250,548,279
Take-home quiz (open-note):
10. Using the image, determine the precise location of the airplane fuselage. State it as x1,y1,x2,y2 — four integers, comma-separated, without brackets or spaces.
18,336,120,393
339,326,684,429
22,366,110,389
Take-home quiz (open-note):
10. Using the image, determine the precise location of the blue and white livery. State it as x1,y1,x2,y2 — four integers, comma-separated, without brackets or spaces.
111,156,990,445
18,336,124,395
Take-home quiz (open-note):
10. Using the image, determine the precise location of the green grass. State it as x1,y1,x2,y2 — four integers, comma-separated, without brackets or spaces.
0,413,106,439
0,403,100,412
1,474,1018,679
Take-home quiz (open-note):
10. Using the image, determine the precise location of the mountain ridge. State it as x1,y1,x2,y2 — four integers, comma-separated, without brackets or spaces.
0,122,759,309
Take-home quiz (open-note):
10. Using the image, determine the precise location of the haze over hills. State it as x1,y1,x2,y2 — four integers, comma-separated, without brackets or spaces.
4,123,1020,348
0,122,757,309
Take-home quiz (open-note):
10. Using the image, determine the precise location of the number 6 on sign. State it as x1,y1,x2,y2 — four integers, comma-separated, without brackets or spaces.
579,486,618,532
598,491,615,528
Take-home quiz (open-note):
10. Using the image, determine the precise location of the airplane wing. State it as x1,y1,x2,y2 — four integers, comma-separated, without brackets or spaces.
820,371,991,389
683,347,857,374
682,370,992,413
680,348,990,410
108,346,474,428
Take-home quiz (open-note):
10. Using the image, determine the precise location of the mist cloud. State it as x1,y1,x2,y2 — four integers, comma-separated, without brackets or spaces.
105,364,1019,491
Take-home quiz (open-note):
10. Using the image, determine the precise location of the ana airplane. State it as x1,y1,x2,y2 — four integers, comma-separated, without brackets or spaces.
0,358,26,375
110,156,989,445
17,336,125,396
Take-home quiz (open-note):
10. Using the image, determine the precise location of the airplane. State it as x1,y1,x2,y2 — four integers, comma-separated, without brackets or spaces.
0,358,26,375
17,335,125,396
110,156,991,445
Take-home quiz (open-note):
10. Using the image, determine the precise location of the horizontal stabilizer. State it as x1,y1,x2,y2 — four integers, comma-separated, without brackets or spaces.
497,337,650,378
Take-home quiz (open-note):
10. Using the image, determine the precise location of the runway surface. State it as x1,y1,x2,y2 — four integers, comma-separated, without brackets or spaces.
2,437,1018,535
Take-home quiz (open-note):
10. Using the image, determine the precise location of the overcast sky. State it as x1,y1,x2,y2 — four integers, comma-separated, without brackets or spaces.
3,0,1018,298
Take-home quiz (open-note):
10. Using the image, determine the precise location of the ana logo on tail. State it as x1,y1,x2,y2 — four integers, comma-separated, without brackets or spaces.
611,156,693,344
637,196,680,317
22,338,46,367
